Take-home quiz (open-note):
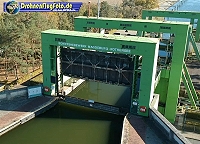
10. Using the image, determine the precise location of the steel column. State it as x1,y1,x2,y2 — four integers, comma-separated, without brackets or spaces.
41,30,159,117
142,10,200,41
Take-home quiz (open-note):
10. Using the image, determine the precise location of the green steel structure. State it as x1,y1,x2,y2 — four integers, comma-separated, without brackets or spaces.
41,29,160,117
142,10,200,41
142,10,200,60
74,17,193,122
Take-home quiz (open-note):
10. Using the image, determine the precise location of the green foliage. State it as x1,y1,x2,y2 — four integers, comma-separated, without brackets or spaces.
0,0,158,80
135,0,159,9
121,0,159,18
100,1,115,17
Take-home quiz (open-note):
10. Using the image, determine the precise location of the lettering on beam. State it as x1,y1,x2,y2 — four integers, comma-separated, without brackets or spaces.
57,42,131,54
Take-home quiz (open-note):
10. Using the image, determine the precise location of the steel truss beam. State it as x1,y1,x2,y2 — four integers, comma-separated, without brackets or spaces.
142,10,200,41
142,10,200,60
74,16,190,122
41,29,159,117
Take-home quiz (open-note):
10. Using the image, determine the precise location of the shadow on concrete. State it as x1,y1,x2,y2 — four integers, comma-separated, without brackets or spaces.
126,114,172,144
0,96,53,112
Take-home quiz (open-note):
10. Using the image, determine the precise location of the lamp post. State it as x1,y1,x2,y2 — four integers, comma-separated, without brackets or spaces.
88,1,91,17
97,0,100,19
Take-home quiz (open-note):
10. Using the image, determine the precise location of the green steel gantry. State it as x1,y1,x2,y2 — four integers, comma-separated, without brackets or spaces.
74,17,192,122
142,10,200,60
41,29,160,117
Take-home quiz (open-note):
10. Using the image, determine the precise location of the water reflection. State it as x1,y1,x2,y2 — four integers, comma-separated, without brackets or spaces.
69,81,131,110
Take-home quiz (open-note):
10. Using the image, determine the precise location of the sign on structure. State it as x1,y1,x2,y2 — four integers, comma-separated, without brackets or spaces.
28,85,42,98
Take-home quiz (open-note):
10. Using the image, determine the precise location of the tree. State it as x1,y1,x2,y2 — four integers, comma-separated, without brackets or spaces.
100,1,115,18
135,0,159,9
121,0,141,18
121,0,159,18
0,12,58,80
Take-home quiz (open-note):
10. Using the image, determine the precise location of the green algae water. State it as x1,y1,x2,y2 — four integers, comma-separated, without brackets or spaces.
0,81,128,144
0,102,124,144
69,81,131,109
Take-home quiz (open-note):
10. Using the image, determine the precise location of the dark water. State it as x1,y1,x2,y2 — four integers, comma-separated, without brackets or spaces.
0,102,124,144
69,81,131,109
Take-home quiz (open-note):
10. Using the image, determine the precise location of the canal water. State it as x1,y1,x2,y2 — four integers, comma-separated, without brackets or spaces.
0,101,124,144
1,0,199,143
69,81,131,109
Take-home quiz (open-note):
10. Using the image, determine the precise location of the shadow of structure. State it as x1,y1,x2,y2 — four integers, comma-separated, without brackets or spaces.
126,114,172,144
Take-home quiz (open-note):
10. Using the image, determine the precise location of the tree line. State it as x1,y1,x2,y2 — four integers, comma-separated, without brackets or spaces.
0,0,158,80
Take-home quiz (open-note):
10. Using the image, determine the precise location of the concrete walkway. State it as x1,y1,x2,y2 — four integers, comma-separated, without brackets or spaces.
122,114,171,144
0,96,57,136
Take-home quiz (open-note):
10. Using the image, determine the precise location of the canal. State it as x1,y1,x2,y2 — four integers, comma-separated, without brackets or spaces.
69,81,131,109
1,0,200,143
0,101,124,144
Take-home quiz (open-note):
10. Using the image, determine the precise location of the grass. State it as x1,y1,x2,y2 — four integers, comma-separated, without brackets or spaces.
31,74,43,84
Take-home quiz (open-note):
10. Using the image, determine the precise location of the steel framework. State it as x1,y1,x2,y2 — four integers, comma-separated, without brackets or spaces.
41,29,159,117
74,17,192,122
142,10,200,60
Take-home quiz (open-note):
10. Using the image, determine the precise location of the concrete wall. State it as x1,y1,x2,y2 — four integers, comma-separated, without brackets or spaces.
0,98,58,136
149,95,192,144
0,87,28,100
120,114,129,144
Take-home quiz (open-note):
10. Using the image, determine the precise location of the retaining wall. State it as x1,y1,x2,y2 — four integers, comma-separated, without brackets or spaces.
0,98,58,136
149,95,192,144
0,87,28,100
120,114,129,144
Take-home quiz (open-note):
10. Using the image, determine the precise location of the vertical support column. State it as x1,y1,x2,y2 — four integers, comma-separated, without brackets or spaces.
148,16,152,20
51,46,57,96
195,19,200,41
57,46,62,93
41,40,52,96
132,55,139,99
154,69,170,115
185,27,192,59
60,47,64,88
134,43,159,117
74,19,88,32
164,27,189,123
131,55,139,114
190,18,194,28
141,13,148,36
